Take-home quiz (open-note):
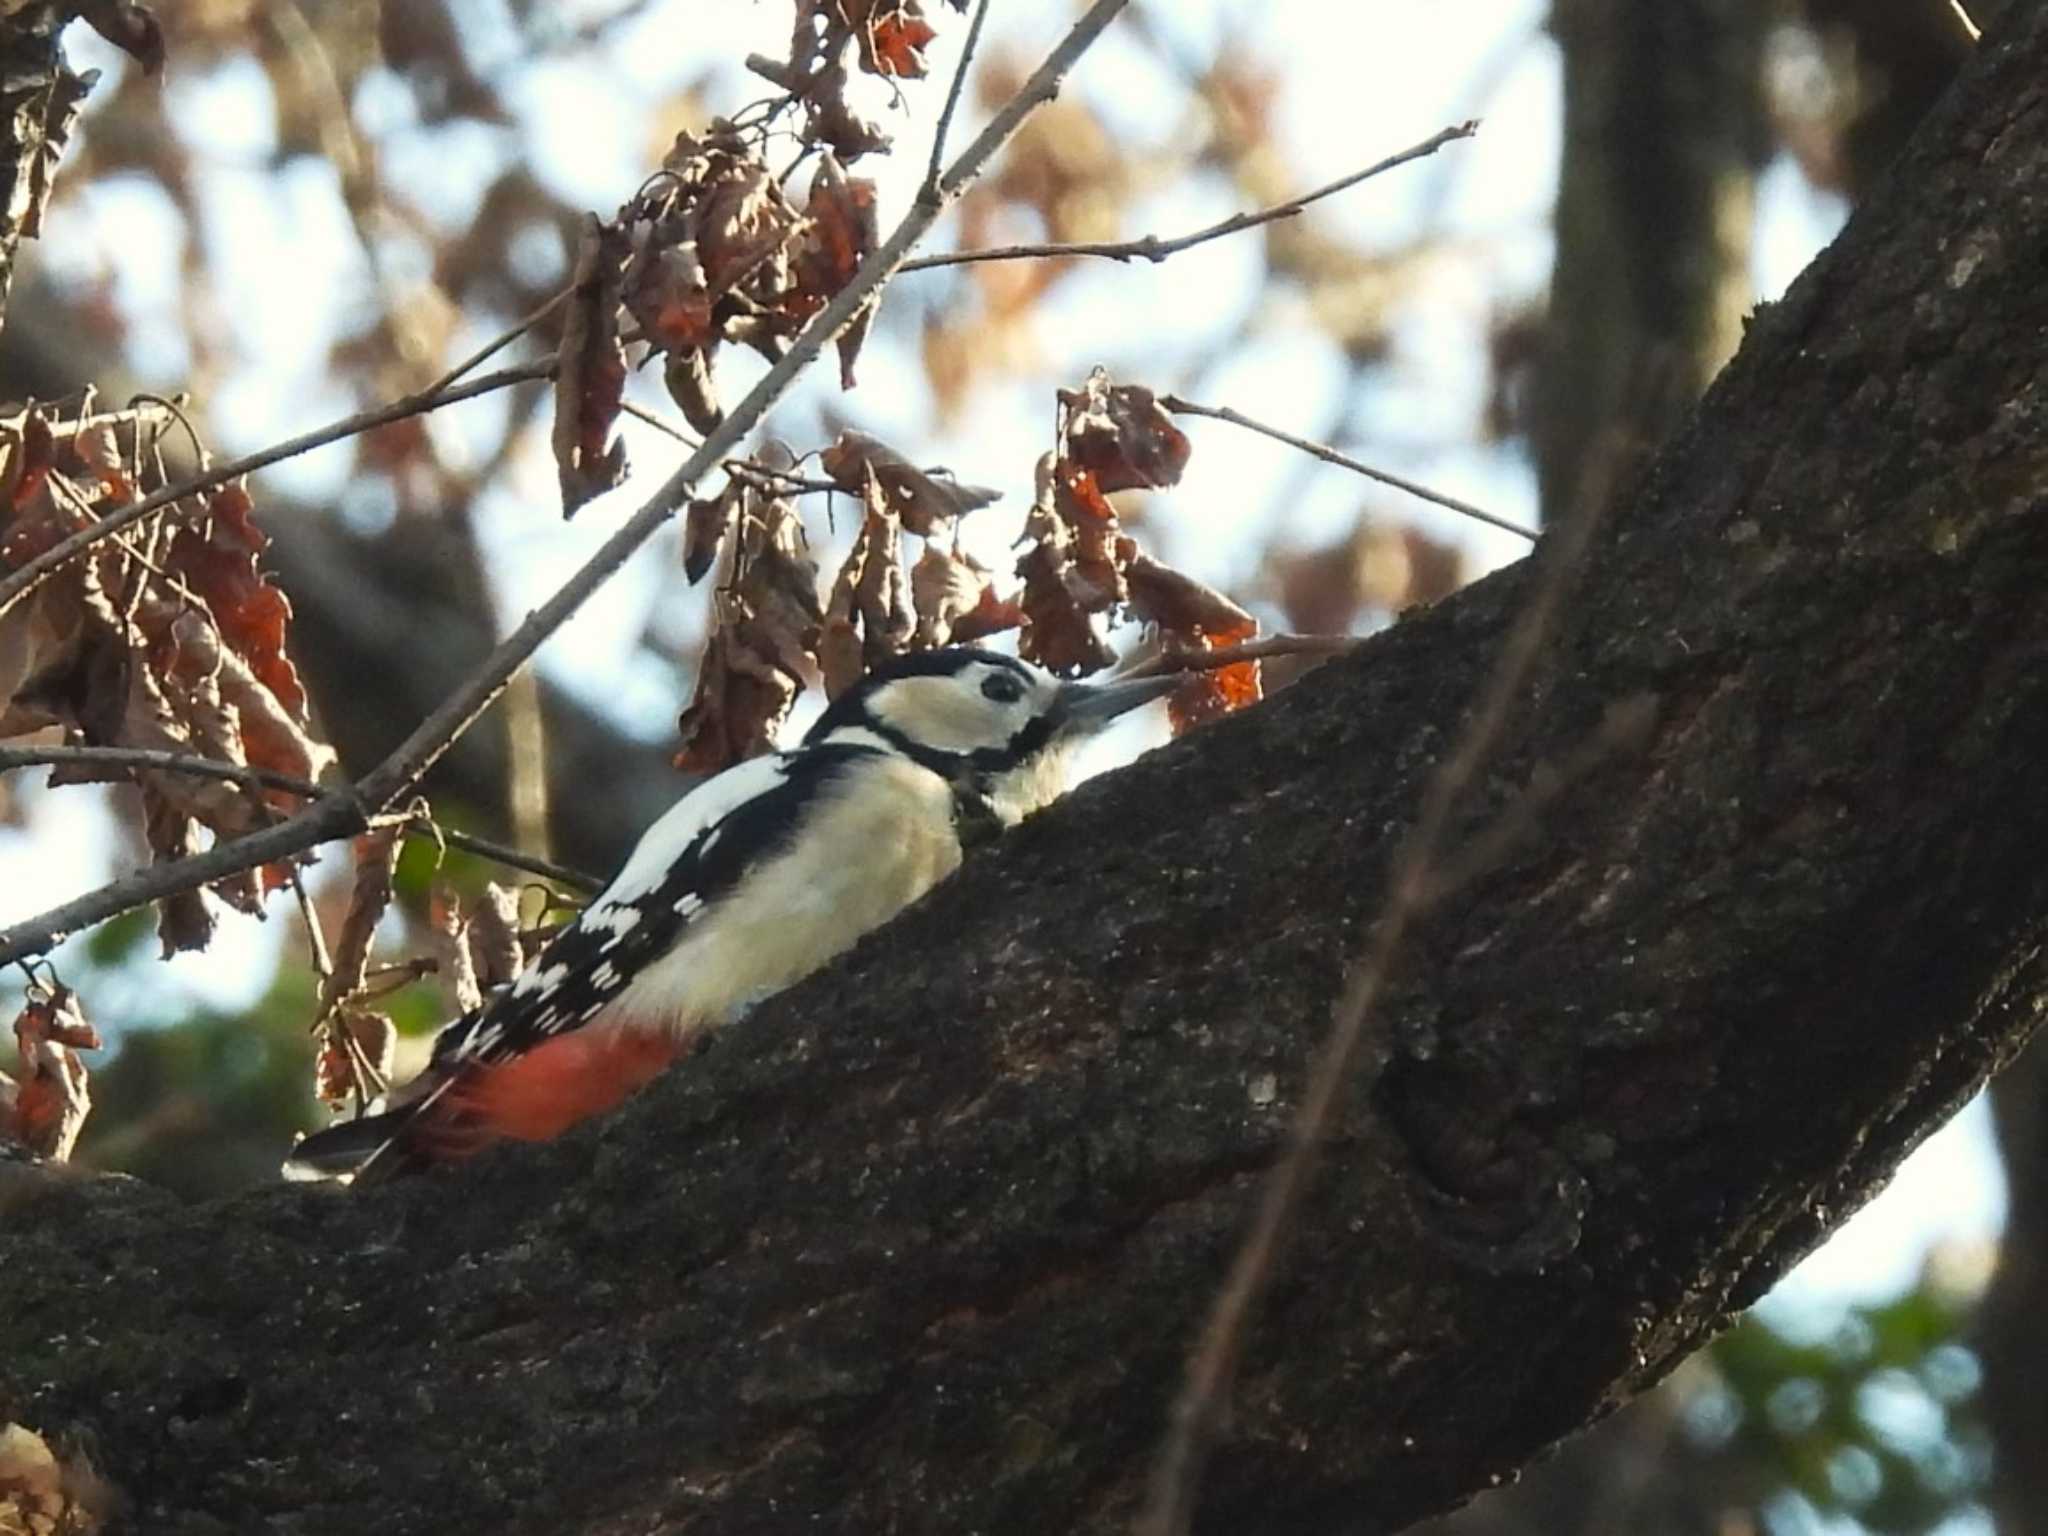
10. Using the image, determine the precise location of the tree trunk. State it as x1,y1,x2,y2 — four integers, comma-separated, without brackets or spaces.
6,9,2048,1535
1535,0,1767,520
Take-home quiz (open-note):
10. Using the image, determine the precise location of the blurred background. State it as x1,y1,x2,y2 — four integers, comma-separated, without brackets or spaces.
0,2,2033,1532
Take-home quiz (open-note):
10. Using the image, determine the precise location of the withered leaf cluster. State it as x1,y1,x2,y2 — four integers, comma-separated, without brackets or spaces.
552,132,884,517
676,428,1019,772
1013,368,1261,730
758,0,970,159
1,984,100,1163
0,405,334,954
676,479,824,771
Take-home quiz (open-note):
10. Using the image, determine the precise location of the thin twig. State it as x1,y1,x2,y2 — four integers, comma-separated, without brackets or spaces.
1125,634,1361,680
0,745,601,894
1136,440,1621,1536
619,398,701,446
902,121,1477,273
924,0,994,199
0,0,1136,967
0,363,552,620
1161,394,1539,543
423,288,570,400
1949,0,1982,42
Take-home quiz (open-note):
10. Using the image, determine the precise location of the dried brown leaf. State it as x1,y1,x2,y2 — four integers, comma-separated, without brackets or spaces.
470,882,527,990
665,346,723,436
7,986,99,1160
627,239,714,354
429,881,484,1016
1058,366,1192,493
676,495,822,770
321,827,400,1012
553,216,633,517
1123,548,1256,640
819,430,999,537
682,487,735,585
910,542,992,647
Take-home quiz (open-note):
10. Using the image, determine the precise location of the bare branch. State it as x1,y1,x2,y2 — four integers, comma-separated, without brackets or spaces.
0,0,1137,966
924,0,995,199
1161,394,1539,543
901,121,1477,274
0,745,601,894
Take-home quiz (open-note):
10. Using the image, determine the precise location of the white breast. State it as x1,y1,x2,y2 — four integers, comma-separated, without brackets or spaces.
612,754,963,1040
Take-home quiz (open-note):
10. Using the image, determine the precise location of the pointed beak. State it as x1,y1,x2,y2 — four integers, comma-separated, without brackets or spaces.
1053,671,1179,732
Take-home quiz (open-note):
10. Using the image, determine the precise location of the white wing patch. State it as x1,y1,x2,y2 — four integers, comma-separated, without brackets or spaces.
602,754,789,905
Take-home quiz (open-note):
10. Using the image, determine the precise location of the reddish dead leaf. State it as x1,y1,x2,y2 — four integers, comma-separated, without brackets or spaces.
6,986,100,1161
1017,541,1113,674
676,628,801,772
801,63,893,163
1123,548,1256,639
820,430,999,536
858,2,937,77
345,1010,397,1088
790,154,878,317
552,216,632,517
624,241,715,352
165,481,321,734
1058,366,1192,493
1167,625,1262,736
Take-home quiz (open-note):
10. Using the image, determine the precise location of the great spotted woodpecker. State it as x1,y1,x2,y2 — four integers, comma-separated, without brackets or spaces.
282,646,1175,1183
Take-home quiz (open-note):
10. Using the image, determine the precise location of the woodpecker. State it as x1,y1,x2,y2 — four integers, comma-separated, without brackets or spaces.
282,646,1175,1183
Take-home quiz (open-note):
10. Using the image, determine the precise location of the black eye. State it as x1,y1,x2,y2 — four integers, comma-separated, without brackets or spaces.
981,672,1025,704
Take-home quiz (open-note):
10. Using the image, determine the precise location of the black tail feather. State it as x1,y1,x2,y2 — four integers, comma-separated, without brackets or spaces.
281,1104,424,1184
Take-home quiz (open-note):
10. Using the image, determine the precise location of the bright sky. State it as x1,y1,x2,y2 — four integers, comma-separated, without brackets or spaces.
0,0,2005,1314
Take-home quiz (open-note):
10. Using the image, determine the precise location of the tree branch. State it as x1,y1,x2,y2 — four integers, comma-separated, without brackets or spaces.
1161,394,1539,542
900,121,1477,273
0,0,1136,965
0,745,601,891
6,10,2048,1536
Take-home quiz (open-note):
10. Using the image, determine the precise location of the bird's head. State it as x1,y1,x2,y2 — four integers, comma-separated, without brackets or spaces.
805,646,1177,823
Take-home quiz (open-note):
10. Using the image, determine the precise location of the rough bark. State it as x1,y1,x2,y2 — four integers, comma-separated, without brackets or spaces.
5,10,2048,1535
1535,0,1767,520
